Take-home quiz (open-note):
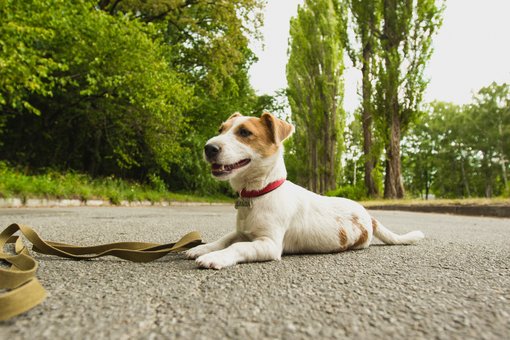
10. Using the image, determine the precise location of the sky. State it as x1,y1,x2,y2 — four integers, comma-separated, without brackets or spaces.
248,0,510,113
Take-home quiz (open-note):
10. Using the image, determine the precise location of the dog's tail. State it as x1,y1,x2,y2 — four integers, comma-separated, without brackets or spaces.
371,218,424,245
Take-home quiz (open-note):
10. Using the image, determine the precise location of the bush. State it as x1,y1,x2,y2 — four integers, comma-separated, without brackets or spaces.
326,184,367,201
0,165,230,203
503,186,510,198
0,0,192,182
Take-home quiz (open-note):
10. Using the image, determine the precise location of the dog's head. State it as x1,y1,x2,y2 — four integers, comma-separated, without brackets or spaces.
204,112,294,181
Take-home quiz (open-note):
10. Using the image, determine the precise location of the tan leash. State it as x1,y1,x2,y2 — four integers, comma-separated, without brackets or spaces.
0,223,203,321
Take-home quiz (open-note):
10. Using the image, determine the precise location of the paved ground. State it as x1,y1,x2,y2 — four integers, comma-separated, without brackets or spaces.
0,206,509,339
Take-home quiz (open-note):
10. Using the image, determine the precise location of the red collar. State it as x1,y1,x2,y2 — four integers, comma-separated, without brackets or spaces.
240,179,286,198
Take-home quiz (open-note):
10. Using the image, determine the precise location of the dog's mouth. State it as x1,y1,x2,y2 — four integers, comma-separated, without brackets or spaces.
211,159,251,177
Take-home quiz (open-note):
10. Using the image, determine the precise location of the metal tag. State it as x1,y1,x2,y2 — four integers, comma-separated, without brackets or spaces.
235,198,253,209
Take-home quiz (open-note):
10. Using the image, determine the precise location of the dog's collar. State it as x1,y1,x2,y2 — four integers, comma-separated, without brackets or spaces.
239,178,286,198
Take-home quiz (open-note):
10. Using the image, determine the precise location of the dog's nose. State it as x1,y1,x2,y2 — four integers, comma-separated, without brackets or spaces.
204,144,221,160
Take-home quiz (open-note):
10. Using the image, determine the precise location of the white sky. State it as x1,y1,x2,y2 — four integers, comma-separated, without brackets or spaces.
248,0,510,113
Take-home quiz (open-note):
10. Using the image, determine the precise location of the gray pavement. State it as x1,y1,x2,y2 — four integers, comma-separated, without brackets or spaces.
0,206,509,339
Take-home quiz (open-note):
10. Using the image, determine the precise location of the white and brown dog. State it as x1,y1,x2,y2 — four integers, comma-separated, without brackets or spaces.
185,112,424,269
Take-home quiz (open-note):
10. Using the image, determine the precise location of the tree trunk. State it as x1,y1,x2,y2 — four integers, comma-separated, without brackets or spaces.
382,0,405,199
499,123,509,191
501,159,508,192
424,168,429,200
361,29,379,198
328,104,338,192
384,111,405,198
483,153,493,198
460,153,470,197
310,136,319,192
353,160,357,186
322,108,329,194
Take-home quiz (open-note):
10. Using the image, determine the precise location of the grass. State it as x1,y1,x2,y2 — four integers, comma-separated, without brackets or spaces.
360,197,510,207
1,162,506,206
0,163,232,204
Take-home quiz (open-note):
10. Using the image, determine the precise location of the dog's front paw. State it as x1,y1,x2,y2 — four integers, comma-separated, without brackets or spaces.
196,251,236,270
184,244,212,259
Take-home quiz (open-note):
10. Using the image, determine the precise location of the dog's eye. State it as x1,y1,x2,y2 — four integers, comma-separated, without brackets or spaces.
238,128,252,137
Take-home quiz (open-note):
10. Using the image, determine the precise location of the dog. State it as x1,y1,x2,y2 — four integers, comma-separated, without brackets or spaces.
185,112,425,269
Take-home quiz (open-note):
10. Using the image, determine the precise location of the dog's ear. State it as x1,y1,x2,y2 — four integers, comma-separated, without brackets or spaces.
227,112,242,120
261,112,294,144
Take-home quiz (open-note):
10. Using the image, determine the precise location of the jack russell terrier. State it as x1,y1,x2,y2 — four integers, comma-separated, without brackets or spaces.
185,112,424,269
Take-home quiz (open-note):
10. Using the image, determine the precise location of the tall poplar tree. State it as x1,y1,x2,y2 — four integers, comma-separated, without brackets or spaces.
286,0,347,194
375,0,444,198
348,0,382,198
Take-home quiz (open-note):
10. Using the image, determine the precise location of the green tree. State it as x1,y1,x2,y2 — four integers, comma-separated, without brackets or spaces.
466,82,510,197
342,113,364,187
0,0,191,180
0,0,266,195
347,0,382,198
98,0,264,98
97,0,266,193
403,85,510,199
375,0,444,198
0,0,65,116
402,103,447,198
287,0,347,193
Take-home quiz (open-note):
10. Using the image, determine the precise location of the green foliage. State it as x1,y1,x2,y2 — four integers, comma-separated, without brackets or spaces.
100,0,266,194
107,0,264,97
343,0,445,198
374,0,444,198
326,184,367,201
0,161,231,203
0,0,65,115
341,113,384,192
0,0,265,194
347,0,382,198
402,83,510,198
1,0,191,175
287,0,347,194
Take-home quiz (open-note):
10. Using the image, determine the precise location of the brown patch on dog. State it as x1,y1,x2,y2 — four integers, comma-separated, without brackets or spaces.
235,118,279,157
335,216,348,251
339,228,348,251
371,217,378,233
351,214,368,249
218,112,242,134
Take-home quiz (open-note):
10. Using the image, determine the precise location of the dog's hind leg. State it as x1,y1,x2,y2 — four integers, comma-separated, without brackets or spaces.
348,214,372,250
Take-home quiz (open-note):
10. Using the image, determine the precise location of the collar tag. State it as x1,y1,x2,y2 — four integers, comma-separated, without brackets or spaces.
235,198,253,209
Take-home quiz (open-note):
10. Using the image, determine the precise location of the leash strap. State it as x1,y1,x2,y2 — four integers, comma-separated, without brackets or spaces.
0,223,203,321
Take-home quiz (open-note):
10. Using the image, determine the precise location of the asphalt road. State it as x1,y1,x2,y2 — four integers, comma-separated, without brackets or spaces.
0,206,509,339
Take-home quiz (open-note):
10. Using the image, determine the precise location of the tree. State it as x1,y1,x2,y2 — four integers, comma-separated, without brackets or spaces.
97,0,266,193
0,0,191,180
287,0,347,194
402,103,446,198
466,82,510,197
0,0,65,116
374,0,444,198
342,112,365,187
403,85,510,199
347,0,382,198
0,0,267,195
98,0,264,98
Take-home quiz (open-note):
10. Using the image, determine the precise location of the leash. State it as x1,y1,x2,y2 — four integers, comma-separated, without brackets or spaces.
0,223,203,321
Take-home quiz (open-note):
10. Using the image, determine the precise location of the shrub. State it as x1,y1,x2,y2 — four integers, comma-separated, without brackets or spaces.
326,184,367,201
